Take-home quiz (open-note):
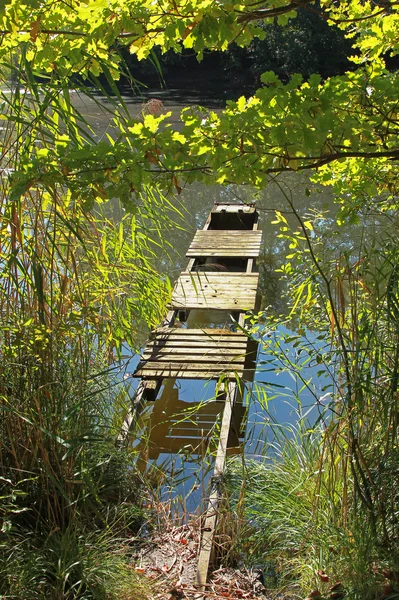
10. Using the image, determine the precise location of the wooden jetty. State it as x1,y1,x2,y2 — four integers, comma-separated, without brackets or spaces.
124,202,262,590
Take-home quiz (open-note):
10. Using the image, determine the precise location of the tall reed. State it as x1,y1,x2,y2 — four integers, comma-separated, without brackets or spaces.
0,49,173,597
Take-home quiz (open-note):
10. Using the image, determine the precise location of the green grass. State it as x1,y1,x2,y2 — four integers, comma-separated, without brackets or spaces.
227,426,399,599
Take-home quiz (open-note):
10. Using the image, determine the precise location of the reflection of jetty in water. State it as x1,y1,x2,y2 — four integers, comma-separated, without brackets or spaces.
123,202,262,589
137,378,246,461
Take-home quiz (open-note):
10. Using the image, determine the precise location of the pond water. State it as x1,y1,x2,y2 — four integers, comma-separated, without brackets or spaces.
74,91,396,514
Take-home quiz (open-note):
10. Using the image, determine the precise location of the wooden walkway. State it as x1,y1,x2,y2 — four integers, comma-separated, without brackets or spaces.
187,230,262,257
135,328,256,379
124,202,262,591
171,272,259,312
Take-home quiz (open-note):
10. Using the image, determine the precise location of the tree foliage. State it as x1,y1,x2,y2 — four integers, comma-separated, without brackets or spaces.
2,0,399,223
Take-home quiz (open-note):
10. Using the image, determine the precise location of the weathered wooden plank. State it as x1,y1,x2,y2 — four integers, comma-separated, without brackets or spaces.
172,272,259,311
189,243,260,247
171,293,257,301
137,357,247,366
189,244,260,248
149,340,248,348
188,251,260,257
190,241,259,245
143,349,256,361
189,247,260,251
142,348,250,358
148,347,247,354
170,299,256,311
188,249,260,254
136,372,241,380
151,331,246,339
193,231,258,235
196,381,236,589
211,204,255,213
152,327,245,336
149,336,247,344
136,360,245,370
145,340,251,352
149,338,245,345
135,366,244,379
189,242,260,246
174,272,259,280
170,300,256,310
139,366,246,376
190,240,260,244
189,231,260,238
190,239,260,243
193,239,258,243
135,362,237,373
187,230,262,258
170,287,257,295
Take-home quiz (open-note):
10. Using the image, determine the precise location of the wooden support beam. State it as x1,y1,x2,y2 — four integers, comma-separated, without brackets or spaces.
195,311,248,588
187,258,196,271
118,379,161,443
162,310,176,327
246,258,254,273
196,380,236,590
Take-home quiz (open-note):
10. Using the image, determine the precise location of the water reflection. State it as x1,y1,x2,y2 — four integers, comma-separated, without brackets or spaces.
133,376,246,513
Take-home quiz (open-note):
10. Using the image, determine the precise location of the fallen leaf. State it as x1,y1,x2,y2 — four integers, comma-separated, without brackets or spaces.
30,18,40,42
382,583,395,598
306,591,322,599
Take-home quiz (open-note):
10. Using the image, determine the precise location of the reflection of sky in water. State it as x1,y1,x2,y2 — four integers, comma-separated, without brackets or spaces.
246,325,332,459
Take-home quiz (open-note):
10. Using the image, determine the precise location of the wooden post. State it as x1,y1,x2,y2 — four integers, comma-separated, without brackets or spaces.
118,378,161,444
196,380,236,590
